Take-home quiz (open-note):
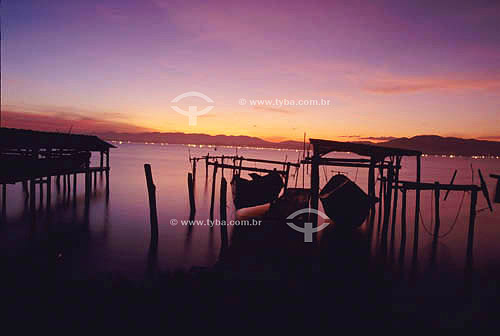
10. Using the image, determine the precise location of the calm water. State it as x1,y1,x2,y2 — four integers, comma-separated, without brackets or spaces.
2,143,499,280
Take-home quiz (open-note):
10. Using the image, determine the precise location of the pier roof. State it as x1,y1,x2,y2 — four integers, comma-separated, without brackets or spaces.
0,128,115,152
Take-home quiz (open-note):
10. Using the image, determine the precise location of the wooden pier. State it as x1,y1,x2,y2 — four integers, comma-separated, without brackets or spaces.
0,128,115,216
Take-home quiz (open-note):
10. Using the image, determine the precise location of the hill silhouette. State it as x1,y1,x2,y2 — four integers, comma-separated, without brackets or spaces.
94,131,500,157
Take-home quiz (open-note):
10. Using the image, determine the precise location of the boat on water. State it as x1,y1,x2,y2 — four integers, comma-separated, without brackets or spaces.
319,174,372,228
231,172,284,210
231,170,373,228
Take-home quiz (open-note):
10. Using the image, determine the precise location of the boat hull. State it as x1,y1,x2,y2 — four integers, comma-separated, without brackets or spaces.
319,174,371,228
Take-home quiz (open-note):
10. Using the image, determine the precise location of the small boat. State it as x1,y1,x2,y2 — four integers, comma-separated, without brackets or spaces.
236,188,310,221
231,172,284,210
319,174,372,228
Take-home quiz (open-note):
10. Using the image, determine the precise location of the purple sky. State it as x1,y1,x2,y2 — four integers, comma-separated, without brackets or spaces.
2,0,500,141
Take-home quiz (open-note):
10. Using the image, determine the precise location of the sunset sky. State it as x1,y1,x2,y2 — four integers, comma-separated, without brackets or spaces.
1,0,500,142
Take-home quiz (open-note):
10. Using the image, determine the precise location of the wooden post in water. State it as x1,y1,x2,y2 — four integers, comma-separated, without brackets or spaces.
401,187,407,241
63,172,67,194
390,156,402,241
310,154,320,231
85,167,90,206
284,162,291,193
377,169,385,231
414,155,422,252
188,172,196,214
382,161,394,239
105,149,110,196
192,159,197,182
220,177,228,249
205,153,209,178
368,157,376,211
221,155,224,177
100,151,104,175
73,173,77,200
2,184,6,214
144,164,159,250
433,182,441,239
39,179,44,207
29,179,36,212
46,176,51,210
466,190,478,259
93,171,97,190
210,164,218,220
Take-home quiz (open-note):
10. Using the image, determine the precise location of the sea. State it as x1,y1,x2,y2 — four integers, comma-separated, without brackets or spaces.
2,143,499,281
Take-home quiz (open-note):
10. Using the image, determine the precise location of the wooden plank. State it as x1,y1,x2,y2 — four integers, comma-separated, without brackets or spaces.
208,162,287,176
398,180,481,191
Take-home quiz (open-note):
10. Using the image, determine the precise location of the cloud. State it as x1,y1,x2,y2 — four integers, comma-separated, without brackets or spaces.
2,107,155,134
253,106,296,115
364,76,500,94
359,136,397,141
478,135,500,141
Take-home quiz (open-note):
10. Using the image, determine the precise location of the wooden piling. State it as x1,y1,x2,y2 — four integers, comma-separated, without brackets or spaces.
401,187,407,240
368,157,376,208
433,182,441,239
2,184,6,213
144,164,159,250
444,169,458,201
39,179,44,206
73,173,77,200
188,172,196,214
382,162,394,238
310,154,320,230
85,169,90,206
93,171,97,190
192,159,197,182
30,179,36,212
221,155,224,177
205,153,209,178
220,177,228,249
105,149,110,195
466,190,478,258
414,155,422,251
209,164,218,220
391,157,402,239
46,176,52,210
284,162,291,192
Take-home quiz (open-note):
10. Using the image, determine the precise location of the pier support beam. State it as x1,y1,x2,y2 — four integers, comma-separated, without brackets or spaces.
209,164,218,221
46,176,52,210
220,177,228,249
30,179,36,212
310,154,320,234
414,154,422,252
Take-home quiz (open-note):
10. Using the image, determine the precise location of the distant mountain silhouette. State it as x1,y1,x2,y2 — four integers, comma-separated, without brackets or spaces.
94,131,500,156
